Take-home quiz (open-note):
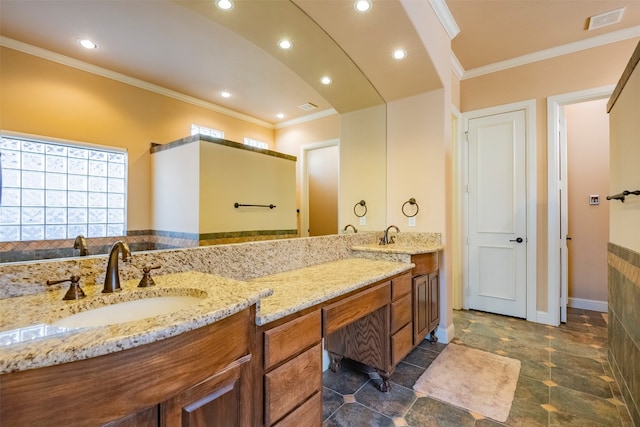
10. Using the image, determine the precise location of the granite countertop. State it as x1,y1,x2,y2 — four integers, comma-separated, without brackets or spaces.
351,242,443,255
0,257,413,374
0,272,272,374
248,258,413,325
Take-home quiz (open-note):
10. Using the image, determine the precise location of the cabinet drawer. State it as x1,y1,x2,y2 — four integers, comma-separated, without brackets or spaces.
391,273,412,300
272,391,322,427
265,344,322,425
323,282,390,335
264,310,321,370
391,323,413,365
390,293,412,333
412,252,438,276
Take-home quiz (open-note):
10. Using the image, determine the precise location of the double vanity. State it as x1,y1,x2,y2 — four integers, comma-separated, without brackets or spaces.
0,232,442,426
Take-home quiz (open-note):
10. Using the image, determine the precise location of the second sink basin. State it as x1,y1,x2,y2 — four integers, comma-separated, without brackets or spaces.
51,296,203,328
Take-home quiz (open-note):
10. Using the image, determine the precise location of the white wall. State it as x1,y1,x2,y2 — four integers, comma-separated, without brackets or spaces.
151,142,200,234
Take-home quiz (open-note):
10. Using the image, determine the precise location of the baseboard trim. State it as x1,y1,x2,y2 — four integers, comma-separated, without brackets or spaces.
536,310,559,326
435,323,455,344
568,297,608,313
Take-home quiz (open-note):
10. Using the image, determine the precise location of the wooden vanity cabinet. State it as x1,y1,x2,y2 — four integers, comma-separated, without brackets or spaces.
255,310,323,427
412,252,440,344
160,354,252,426
0,307,255,427
390,273,414,365
323,272,413,392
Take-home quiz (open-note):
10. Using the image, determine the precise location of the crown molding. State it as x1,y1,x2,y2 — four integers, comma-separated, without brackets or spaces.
462,25,640,80
0,36,275,129
274,108,338,129
429,0,460,40
451,52,464,80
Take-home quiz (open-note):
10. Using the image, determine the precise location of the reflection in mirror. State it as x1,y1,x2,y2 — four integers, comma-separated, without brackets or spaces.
0,0,386,263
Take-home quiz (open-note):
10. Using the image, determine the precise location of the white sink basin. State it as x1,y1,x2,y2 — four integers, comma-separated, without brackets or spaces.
51,296,203,328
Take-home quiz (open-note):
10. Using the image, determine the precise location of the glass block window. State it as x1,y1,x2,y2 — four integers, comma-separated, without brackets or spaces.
191,124,224,139
243,137,269,150
0,134,127,241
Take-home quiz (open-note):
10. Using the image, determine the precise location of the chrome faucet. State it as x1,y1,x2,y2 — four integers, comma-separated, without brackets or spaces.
103,241,131,293
73,234,89,256
380,225,400,245
343,224,358,233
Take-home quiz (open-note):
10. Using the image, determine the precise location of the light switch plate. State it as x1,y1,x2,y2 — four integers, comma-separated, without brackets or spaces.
408,217,416,227
360,216,366,225
589,195,600,205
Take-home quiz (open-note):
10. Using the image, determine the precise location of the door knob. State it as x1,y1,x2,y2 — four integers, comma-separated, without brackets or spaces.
509,237,524,243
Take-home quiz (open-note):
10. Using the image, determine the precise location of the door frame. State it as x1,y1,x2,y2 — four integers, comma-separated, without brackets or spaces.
461,99,537,323
300,139,340,237
546,85,614,325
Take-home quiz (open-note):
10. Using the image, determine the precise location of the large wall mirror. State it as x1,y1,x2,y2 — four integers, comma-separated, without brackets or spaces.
0,0,387,262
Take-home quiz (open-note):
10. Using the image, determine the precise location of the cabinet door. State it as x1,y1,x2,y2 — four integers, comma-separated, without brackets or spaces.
161,355,251,427
428,272,440,334
103,406,158,427
412,275,429,344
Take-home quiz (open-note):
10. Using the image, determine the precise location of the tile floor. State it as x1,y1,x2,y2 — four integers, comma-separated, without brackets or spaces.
322,308,633,426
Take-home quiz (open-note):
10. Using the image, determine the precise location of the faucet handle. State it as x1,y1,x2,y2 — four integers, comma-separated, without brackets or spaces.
138,265,161,288
47,275,86,300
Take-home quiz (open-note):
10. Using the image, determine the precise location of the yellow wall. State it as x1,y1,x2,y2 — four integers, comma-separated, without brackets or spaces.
198,142,297,233
274,113,340,231
609,51,640,253
0,47,275,231
387,90,446,233
340,105,388,232
460,38,639,311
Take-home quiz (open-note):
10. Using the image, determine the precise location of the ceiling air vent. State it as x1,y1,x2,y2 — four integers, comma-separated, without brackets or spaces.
588,7,625,31
298,102,317,111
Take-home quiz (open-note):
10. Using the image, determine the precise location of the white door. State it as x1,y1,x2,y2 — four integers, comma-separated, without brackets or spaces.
558,107,569,323
467,110,528,318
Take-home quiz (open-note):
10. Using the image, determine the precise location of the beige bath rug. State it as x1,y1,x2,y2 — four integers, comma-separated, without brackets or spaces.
412,343,520,422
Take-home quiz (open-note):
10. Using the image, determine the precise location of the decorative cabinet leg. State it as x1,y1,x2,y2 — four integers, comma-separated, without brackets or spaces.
376,371,391,393
329,352,343,372
429,331,438,343
378,377,391,393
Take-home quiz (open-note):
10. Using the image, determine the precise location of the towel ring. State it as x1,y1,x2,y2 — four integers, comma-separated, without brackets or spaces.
402,198,419,217
353,200,367,217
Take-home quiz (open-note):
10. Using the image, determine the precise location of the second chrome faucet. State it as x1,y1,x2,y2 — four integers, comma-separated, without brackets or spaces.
103,241,131,293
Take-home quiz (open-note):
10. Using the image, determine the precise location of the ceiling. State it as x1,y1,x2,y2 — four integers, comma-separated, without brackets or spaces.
1,0,639,127
448,0,640,72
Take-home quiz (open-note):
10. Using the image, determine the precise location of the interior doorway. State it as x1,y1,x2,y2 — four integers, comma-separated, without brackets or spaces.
547,86,614,324
301,140,339,237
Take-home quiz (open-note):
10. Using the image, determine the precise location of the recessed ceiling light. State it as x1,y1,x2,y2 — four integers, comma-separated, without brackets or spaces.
219,91,231,98
392,49,407,60
354,0,372,13
215,0,234,11
276,113,286,119
78,39,98,50
278,39,293,50
320,76,332,85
